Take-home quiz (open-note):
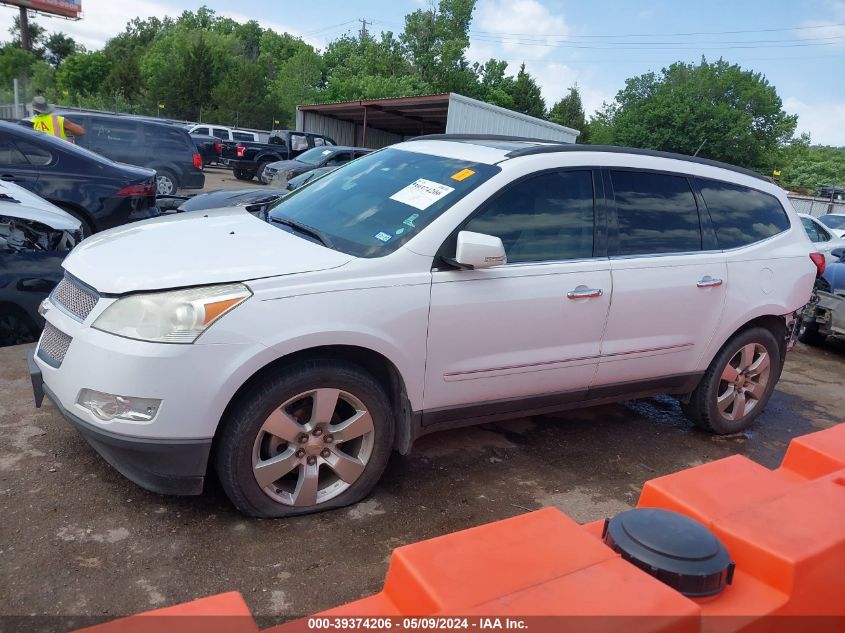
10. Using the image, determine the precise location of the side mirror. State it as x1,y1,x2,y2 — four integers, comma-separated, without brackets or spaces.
831,247,845,261
454,231,507,269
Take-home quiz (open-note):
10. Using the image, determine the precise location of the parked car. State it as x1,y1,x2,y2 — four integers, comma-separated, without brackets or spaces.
798,214,845,264
264,146,372,186
191,134,223,166
69,113,204,195
816,213,845,238
224,130,337,182
177,188,288,216
188,124,260,143
0,120,158,235
285,166,339,191
800,247,845,345
1,180,81,346
29,137,817,518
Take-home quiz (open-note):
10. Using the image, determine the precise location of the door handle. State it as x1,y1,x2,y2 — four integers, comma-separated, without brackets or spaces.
567,288,603,299
1,174,23,182
697,277,723,288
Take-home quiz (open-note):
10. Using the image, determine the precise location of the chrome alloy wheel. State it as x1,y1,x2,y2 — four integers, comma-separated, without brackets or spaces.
251,389,375,506
716,343,771,421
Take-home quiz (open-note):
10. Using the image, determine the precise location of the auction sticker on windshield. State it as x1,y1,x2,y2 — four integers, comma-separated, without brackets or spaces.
390,178,455,211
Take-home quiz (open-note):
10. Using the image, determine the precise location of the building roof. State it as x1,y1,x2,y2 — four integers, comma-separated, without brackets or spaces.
298,94,451,137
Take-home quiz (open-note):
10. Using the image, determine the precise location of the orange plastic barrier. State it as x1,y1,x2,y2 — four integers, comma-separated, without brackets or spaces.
71,424,845,633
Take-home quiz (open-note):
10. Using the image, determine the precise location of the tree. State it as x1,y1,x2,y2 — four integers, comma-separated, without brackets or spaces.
602,58,797,168
57,51,112,96
548,85,588,142
777,135,845,193
9,14,46,54
510,63,545,118
474,58,515,109
268,48,323,127
45,33,79,67
0,45,37,84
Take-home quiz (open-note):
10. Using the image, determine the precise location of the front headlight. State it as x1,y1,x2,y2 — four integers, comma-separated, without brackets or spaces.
92,283,251,343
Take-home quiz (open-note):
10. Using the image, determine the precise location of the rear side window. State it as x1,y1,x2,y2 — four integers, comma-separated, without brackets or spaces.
232,131,255,142
143,126,193,155
193,127,210,135
696,178,790,249
610,171,702,256
464,170,595,263
212,127,229,139
800,217,830,243
0,138,28,165
88,118,139,145
16,140,52,166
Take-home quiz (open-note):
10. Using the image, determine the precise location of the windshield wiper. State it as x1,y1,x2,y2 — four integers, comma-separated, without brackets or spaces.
269,216,334,248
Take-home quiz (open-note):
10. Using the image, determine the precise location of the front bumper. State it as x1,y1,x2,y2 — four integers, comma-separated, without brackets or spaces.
29,349,210,495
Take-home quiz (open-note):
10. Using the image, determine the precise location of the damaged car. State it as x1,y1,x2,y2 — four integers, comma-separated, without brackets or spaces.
1,181,81,346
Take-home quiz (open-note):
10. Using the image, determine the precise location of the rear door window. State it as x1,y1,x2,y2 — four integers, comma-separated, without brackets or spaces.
15,140,53,166
232,131,255,142
212,127,229,139
696,178,790,249
464,170,596,263
801,217,830,243
0,137,29,165
610,170,702,256
290,134,309,152
144,125,192,157
193,126,210,135
88,118,140,146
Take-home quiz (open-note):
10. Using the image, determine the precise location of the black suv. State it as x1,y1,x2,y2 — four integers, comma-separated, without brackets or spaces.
69,113,205,195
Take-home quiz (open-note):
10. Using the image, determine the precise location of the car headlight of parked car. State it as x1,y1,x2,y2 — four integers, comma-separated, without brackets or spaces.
92,283,252,343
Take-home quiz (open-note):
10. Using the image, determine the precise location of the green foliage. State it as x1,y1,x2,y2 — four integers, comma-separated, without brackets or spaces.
510,63,545,118
9,15,46,55
0,44,37,84
44,33,79,67
776,136,845,193
548,85,588,142
599,58,797,168
57,51,111,97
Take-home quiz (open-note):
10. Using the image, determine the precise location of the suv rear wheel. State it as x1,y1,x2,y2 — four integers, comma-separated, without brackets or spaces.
214,360,395,517
155,169,178,196
681,327,782,434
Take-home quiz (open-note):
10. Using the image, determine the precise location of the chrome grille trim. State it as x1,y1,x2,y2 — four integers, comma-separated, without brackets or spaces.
37,322,72,368
51,275,99,321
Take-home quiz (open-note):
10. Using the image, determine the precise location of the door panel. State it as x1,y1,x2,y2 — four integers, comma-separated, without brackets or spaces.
425,263,611,411
423,168,609,415
594,254,727,386
595,169,727,387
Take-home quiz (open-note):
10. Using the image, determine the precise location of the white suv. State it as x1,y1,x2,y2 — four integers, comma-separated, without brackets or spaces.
29,136,818,517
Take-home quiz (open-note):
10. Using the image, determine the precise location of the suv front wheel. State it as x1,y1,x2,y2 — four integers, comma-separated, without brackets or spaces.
215,360,395,517
682,327,782,434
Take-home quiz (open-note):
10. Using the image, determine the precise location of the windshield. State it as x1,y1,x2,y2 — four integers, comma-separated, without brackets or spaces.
818,214,845,229
296,147,335,166
268,147,500,257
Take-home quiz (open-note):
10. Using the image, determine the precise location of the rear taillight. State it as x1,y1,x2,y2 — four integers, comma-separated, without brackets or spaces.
810,252,826,277
193,153,202,169
116,182,156,197
236,145,246,158
214,143,222,154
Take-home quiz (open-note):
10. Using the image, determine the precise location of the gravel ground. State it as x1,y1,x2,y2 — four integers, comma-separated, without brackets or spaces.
1,337,843,627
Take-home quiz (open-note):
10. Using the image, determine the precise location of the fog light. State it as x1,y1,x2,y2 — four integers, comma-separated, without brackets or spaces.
77,389,161,423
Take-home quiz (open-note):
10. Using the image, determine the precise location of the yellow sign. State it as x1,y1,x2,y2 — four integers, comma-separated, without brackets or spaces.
158,102,165,110
773,169,782,177
451,168,476,182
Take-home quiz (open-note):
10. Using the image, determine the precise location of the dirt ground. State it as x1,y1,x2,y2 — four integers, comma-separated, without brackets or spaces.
196,164,268,194
1,338,843,628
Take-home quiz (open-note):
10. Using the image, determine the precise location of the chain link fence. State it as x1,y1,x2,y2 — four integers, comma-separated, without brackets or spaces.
787,195,845,218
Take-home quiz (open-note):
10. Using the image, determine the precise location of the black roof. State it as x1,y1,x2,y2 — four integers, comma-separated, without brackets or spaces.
408,134,766,182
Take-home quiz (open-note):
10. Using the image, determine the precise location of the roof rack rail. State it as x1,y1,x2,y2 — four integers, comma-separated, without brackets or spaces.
407,133,565,144
503,144,767,182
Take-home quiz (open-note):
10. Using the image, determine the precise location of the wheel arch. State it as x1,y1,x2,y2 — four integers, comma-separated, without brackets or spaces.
213,344,415,460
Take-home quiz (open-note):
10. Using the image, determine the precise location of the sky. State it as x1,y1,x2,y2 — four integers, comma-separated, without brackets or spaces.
2,0,845,144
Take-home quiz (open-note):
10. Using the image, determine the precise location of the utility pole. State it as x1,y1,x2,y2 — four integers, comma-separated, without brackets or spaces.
19,7,30,51
359,18,369,40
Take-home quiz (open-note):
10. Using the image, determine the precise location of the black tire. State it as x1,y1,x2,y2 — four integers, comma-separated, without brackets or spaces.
0,305,38,346
681,327,782,434
798,320,826,346
53,202,94,237
233,168,254,181
155,169,179,196
214,359,395,518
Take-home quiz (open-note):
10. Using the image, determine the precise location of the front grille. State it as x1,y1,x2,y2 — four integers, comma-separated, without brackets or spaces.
52,275,99,321
38,322,72,367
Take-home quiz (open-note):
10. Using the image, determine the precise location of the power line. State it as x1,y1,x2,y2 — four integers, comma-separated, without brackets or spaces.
467,22,845,39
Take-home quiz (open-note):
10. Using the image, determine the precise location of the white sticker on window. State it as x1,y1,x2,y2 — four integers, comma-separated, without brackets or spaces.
374,231,392,243
390,178,455,211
